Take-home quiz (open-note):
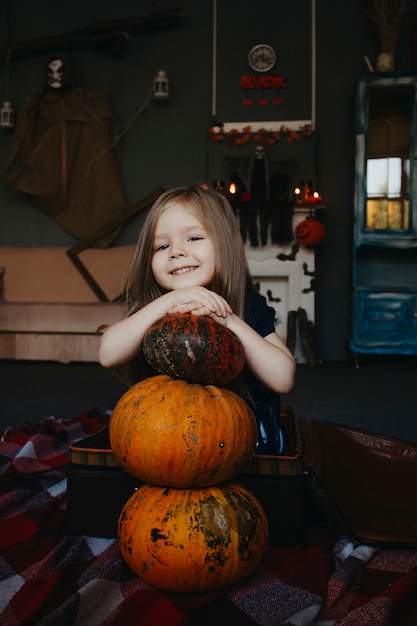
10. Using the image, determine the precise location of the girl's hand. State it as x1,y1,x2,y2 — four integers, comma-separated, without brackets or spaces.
167,287,232,318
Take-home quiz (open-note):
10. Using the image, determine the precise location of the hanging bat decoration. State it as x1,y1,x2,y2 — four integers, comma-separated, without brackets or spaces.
277,242,299,261
302,262,315,277
302,262,316,293
267,289,281,303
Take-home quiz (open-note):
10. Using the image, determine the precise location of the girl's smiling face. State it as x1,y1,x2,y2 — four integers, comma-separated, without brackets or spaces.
151,203,216,291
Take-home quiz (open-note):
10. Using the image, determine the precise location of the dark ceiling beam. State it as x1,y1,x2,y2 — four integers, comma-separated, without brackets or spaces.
0,8,183,59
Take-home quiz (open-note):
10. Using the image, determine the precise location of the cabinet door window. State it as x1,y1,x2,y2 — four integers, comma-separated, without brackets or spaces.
365,85,411,231
352,75,417,357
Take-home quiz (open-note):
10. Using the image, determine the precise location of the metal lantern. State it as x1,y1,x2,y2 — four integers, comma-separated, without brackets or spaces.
0,100,14,130
153,70,169,100
1,48,15,130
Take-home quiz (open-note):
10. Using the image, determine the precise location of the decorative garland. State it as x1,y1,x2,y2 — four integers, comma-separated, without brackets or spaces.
209,123,313,146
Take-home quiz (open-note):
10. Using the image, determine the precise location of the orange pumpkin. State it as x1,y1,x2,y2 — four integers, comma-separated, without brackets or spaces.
118,482,269,592
295,217,325,247
142,314,245,386
109,374,258,488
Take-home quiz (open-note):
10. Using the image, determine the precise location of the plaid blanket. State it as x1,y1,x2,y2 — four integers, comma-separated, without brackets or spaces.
1,410,417,626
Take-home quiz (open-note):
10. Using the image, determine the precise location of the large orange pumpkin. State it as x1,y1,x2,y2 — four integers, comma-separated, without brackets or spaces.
142,314,245,386
118,482,269,592
109,374,258,488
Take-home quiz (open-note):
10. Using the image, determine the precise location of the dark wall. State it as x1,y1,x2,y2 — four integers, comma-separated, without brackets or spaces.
0,0,416,360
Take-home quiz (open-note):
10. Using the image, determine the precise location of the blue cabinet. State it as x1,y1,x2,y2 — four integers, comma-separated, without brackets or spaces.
351,74,417,356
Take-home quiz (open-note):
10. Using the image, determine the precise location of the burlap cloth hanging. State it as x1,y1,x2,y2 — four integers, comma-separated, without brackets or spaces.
1,87,128,247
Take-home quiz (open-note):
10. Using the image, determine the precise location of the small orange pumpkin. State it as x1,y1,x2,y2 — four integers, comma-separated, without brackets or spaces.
142,314,245,386
295,217,325,247
109,374,258,488
118,482,269,592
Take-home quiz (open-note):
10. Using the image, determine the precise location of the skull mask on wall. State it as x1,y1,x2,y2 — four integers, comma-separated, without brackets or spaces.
254,145,266,160
43,55,74,93
47,58,64,89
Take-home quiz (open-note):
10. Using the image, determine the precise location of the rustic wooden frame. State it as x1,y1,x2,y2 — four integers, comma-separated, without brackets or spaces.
66,188,164,302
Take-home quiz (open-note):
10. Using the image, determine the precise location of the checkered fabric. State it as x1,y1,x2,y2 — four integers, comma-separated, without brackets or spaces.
1,409,417,625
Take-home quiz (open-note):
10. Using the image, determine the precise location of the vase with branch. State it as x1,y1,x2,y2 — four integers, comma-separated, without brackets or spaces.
368,0,416,70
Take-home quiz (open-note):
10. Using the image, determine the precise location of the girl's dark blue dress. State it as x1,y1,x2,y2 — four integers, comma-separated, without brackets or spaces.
244,290,288,455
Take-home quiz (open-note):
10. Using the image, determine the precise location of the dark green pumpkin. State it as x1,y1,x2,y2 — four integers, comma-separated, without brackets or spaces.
142,314,245,386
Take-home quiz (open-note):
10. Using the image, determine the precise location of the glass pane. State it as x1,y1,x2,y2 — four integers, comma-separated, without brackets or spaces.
366,198,409,229
366,157,402,197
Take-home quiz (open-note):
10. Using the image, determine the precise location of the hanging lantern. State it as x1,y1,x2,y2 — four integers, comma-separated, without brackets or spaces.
1,49,15,131
295,217,325,247
153,70,169,100
0,100,14,130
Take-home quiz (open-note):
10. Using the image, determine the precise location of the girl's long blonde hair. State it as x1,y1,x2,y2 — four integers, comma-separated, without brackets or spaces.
120,185,255,385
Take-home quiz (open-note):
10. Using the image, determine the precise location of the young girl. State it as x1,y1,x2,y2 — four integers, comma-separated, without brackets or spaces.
99,185,296,454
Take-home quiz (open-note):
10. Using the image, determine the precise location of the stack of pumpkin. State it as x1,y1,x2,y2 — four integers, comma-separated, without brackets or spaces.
109,314,269,593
